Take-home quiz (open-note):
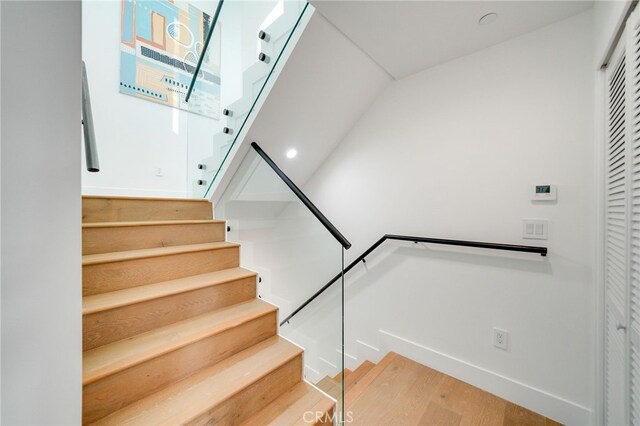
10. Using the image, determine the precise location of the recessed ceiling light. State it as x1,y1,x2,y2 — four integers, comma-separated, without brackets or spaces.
479,12,498,26
286,149,297,159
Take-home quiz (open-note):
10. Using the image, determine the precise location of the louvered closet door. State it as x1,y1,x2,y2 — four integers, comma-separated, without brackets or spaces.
606,24,629,426
629,9,640,425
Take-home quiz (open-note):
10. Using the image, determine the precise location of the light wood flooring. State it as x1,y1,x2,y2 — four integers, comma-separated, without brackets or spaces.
317,352,563,426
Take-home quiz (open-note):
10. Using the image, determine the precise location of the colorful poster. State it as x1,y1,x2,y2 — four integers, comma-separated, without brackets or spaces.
120,0,221,119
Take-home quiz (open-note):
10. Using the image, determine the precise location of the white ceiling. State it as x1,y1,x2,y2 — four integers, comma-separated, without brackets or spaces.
311,1,594,79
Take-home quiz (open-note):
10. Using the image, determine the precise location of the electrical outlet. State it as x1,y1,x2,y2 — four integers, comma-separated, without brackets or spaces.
493,328,508,350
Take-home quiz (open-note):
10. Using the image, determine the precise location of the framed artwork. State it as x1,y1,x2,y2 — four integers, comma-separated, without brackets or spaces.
120,0,221,119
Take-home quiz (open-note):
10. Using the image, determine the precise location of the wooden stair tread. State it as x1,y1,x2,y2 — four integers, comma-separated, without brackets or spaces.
83,299,276,385
82,195,210,202
82,241,239,266
83,267,256,315
91,336,302,426
333,368,352,382
82,219,224,228
316,376,342,401
345,352,397,406
345,360,375,390
240,382,335,426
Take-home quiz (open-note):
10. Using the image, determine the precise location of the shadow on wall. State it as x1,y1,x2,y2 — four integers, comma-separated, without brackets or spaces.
344,242,553,301
289,241,553,311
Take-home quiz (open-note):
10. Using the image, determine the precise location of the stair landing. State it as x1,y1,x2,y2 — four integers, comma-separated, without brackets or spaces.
317,353,563,426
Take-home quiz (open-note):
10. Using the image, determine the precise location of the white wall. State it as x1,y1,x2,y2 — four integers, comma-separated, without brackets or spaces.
301,10,596,425
593,0,632,68
1,1,82,424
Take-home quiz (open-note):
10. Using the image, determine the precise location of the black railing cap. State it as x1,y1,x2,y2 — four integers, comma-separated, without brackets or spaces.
251,142,352,250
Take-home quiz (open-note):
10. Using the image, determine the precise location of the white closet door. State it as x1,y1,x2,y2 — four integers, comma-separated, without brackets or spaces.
605,24,629,426
629,8,640,425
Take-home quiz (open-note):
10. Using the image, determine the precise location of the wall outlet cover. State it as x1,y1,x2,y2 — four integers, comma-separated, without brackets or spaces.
493,328,509,351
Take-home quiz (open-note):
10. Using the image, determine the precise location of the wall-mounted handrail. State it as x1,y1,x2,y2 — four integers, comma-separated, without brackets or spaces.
185,0,224,103
82,61,99,173
280,234,547,326
251,142,352,249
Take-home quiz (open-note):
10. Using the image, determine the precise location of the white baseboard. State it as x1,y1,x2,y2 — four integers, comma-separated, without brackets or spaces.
303,363,323,384
336,348,358,371
377,329,593,426
355,339,386,364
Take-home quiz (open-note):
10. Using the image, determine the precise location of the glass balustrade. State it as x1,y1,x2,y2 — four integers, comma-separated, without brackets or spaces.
187,0,309,198
216,145,346,424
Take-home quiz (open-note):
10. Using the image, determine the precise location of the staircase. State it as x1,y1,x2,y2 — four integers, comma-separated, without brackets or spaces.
81,196,335,425
317,353,562,426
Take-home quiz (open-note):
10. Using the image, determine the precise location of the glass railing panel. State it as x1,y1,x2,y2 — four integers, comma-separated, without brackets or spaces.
280,275,345,424
187,0,309,198
216,147,344,423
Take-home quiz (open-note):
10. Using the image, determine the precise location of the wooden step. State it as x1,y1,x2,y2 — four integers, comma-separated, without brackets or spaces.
83,299,277,424
349,353,436,425
316,376,342,401
82,195,213,223
333,368,352,382
91,336,303,425
240,382,335,426
344,360,375,391
83,267,257,351
83,242,240,296
345,352,397,407
82,220,226,254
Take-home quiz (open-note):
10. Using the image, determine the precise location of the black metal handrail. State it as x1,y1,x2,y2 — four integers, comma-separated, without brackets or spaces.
185,0,224,103
280,234,547,326
251,142,351,249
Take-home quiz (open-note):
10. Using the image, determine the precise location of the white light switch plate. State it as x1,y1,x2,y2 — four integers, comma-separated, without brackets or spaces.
523,219,548,240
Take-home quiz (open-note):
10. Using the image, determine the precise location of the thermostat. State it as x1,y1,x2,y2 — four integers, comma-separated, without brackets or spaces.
531,185,557,201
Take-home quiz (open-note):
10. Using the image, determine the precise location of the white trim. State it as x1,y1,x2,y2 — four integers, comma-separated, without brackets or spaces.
355,339,385,364
371,329,593,425
335,348,358,371
597,0,635,69
594,64,607,426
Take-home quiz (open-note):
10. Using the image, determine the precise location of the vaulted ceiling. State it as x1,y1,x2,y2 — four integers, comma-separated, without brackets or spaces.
311,1,594,79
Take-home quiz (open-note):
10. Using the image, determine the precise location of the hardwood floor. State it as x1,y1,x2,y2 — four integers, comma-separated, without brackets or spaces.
317,352,562,426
